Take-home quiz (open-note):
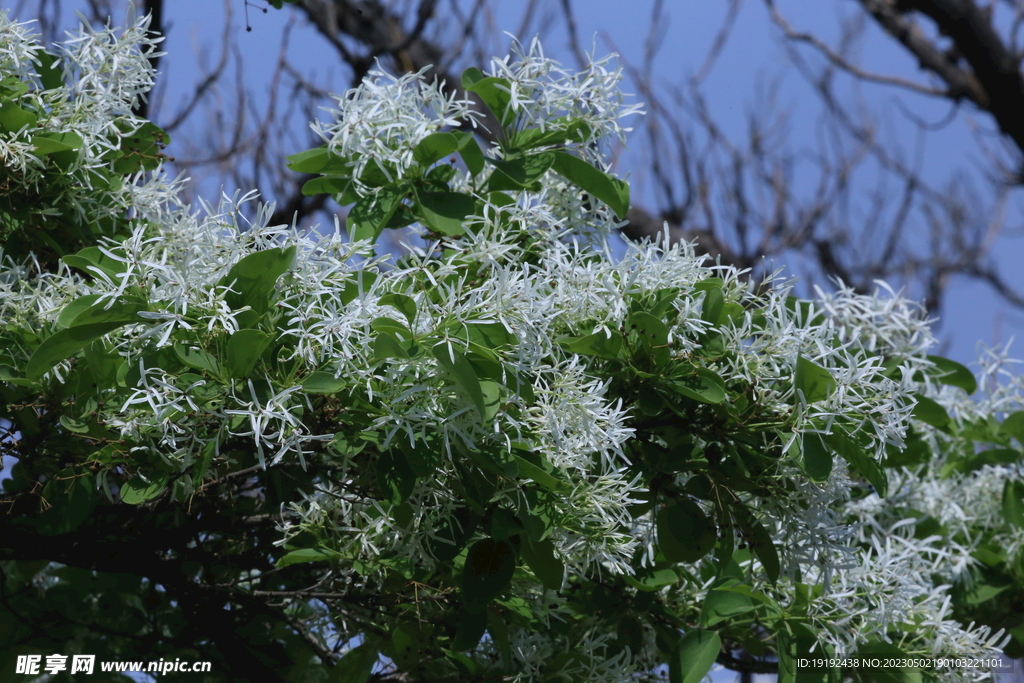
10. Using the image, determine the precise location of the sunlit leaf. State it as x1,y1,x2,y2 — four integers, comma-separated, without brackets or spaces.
417,190,476,235
794,356,836,404
550,151,629,216
225,329,270,378
27,322,135,381
927,355,977,394
120,473,168,505
912,394,950,428
433,343,486,417
669,630,721,683
275,547,342,569
414,132,460,165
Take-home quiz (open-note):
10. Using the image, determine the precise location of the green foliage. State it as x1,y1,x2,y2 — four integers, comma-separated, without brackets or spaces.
670,630,721,683
2,18,1022,683
0,50,170,267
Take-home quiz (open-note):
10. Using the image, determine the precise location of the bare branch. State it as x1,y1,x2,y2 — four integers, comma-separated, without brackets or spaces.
764,0,949,97
692,0,743,86
559,0,588,68
890,0,1024,157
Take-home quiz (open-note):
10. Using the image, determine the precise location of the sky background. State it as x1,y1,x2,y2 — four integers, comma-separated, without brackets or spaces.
4,1,1024,681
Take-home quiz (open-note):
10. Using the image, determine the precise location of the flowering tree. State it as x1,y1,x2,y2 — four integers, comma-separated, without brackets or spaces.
2,11,1024,683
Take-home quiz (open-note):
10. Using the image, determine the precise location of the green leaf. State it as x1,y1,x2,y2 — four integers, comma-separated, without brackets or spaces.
911,394,950,428
427,160,456,180
486,606,512,667
479,379,502,422
802,433,833,482
452,609,488,651
948,447,1021,474
658,499,716,564
1001,411,1024,443
965,581,1012,606
512,118,592,151
701,287,725,326
376,450,417,505
520,536,563,590
550,151,630,217
37,470,96,535
667,368,727,404
927,355,977,394
461,321,515,349
388,623,419,669
59,415,90,434
713,582,781,610
461,66,485,88
36,50,63,90
453,130,485,176
0,100,38,132
433,343,486,417
370,316,412,341
700,583,755,627
629,311,671,365
31,131,83,155
225,329,270,378
669,630,721,683
348,185,405,242
462,538,516,604
81,341,122,391
854,642,923,683
557,330,622,360
62,245,128,280
624,568,679,592
0,76,28,101
512,455,571,493
488,507,523,541
647,287,681,318
27,322,133,381
428,507,479,562
378,293,417,326
276,547,342,569
119,473,168,505
731,503,780,583
329,644,378,683
1003,480,1024,529
414,132,461,165
113,121,170,173
417,190,476,235
286,145,339,174
462,69,514,127
56,294,102,328
487,153,555,187
302,175,356,200
64,296,148,328
174,345,222,376
372,331,409,362
794,356,836,404
823,431,887,496
218,246,296,318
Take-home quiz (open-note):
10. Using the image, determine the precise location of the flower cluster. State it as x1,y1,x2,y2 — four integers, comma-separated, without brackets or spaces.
3,12,1024,682
0,10,168,263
